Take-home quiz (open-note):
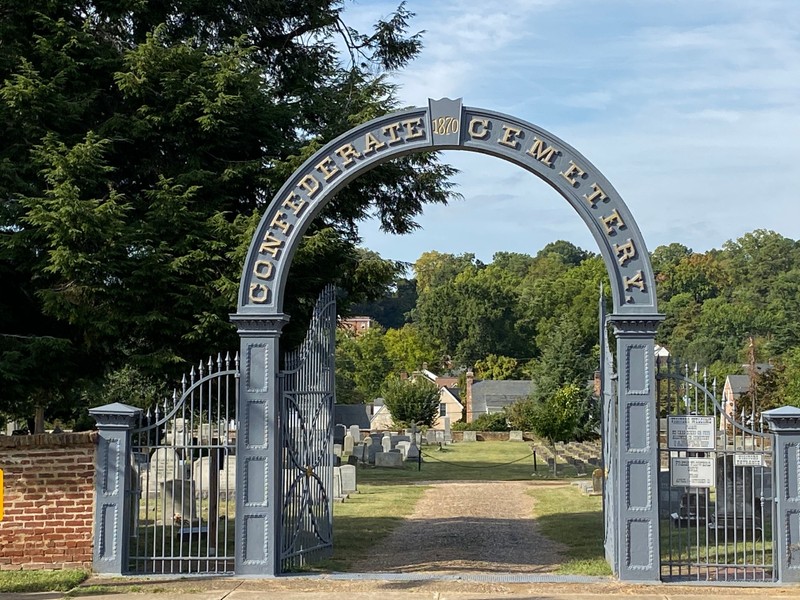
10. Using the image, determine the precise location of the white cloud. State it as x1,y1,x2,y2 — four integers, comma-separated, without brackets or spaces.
340,0,800,263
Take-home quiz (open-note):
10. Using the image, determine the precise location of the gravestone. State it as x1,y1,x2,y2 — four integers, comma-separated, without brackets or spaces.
375,452,404,468
332,467,347,501
462,431,477,442
160,479,196,523
396,441,410,459
709,455,762,538
343,432,354,455
443,416,452,444
381,434,392,453
349,425,361,444
333,443,342,457
351,443,367,463
426,430,437,445
435,430,445,443
347,454,359,466
405,430,420,461
340,464,357,494
509,430,524,442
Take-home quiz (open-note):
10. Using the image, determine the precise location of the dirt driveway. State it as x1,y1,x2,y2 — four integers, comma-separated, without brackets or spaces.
349,480,567,573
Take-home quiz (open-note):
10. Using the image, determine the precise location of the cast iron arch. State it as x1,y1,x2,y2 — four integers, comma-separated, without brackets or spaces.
237,97,658,317
232,98,664,582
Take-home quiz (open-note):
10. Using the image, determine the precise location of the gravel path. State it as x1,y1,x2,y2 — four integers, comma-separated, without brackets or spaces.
350,480,567,574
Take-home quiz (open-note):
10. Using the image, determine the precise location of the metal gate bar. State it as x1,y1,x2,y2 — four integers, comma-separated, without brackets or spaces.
129,353,238,574
657,358,774,582
278,285,336,572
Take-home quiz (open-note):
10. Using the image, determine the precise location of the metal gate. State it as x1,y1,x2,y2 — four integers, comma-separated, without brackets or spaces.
278,285,337,572
128,353,238,574
657,358,775,582
599,304,618,572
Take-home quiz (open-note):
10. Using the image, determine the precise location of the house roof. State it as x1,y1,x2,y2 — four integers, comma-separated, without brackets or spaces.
334,404,371,430
471,380,534,414
725,375,751,396
444,386,461,401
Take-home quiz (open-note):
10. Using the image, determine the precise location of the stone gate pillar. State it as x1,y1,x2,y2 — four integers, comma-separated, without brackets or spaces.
762,406,800,583
89,402,142,575
608,315,663,581
231,314,288,576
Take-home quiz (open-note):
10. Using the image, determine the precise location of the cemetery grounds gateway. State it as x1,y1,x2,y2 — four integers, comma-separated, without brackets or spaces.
90,98,800,584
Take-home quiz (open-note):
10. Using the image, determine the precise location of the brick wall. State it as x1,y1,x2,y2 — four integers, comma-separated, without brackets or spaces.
0,432,97,570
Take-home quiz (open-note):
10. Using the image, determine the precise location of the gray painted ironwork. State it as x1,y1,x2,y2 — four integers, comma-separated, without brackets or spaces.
233,98,664,579
278,285,336,572
128,353,239,574
657,358,775,582
90,402,142,575
599,296,618,572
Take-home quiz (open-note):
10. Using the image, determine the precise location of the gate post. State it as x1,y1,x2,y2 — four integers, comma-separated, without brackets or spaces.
89,402,142,575
762,406,800,583
608,315,663,581
231,314,289,576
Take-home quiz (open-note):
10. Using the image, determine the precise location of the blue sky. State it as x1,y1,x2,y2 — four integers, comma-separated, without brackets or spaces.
343,0,800,266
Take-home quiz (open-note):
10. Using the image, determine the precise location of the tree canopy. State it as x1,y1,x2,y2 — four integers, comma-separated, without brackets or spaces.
0,0,459,428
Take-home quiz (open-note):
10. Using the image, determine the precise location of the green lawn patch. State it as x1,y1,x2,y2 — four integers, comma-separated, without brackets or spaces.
0,569,89,593
357,440,584,484
528,484,612,576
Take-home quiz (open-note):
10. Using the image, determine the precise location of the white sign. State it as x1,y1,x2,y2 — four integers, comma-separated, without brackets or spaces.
671,457,715,488
668,416,715,450
734,453,764,467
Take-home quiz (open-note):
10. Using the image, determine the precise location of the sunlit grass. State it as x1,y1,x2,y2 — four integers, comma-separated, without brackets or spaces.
0,569,88,593
527,484,611,576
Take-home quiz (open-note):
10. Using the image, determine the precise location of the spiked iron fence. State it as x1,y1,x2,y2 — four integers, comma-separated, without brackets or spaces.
657,358,775,583
128,353,239,574
278,285,337,572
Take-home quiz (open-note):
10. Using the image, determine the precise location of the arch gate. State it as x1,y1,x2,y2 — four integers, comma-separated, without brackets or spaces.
231,98,664,580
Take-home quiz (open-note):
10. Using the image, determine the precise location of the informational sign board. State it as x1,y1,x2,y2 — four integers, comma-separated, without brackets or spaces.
733,453,764,467
668,415,716,450
671,457,715,488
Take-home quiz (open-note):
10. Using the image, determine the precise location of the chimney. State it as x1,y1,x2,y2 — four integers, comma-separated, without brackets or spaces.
465,368,474,423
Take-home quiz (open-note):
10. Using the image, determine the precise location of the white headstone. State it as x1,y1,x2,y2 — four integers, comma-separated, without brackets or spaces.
426,430,437,444
509,430,524,442
382,433,392,453
340,464,357,494
349,425,361,444
462,430,477,442
343,432,354,454
443,416,452,444
333,443,343,457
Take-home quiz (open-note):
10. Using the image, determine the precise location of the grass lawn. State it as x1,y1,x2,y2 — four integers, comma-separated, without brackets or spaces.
0,569,88,593
357,440,587,484
527,484,611,576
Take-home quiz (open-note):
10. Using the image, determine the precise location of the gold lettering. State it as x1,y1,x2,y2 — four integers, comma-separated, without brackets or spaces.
498,125,522,149
614,239,637,266
363,132,386,155
335,143,362,166
402,118,424,140
315,156,340,181
601,209,625,235
249,283,269,304
624,270,646,291
383,122,402,144
583,182,609,208
526,138,559,167
260,233,283,258
270,211,291,234
468,118,490,139
560,160,586,187
282,192,307,216
253,260,274,280
298,174,320,197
